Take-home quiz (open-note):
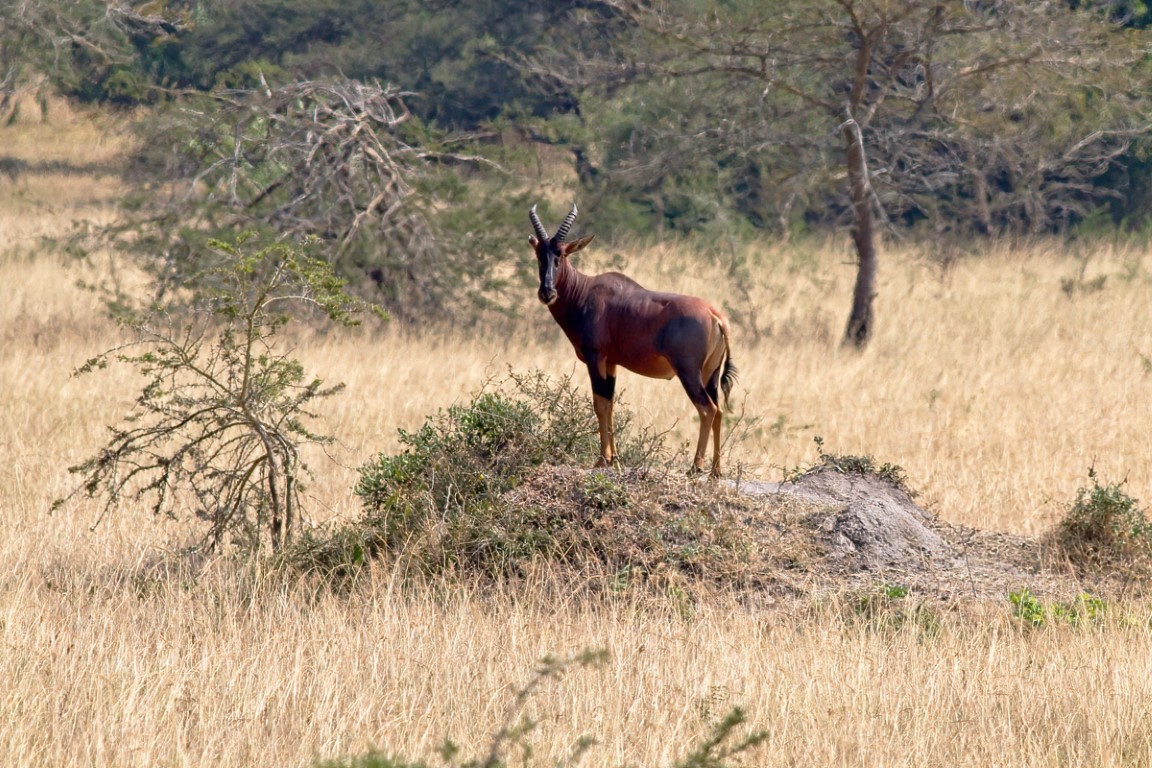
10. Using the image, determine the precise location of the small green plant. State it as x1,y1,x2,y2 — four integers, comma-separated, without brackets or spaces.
315,651,609,768
1060,246,1109,299
851,583,941,637
1056,467,1151,568
1009,588,1048,627
1060,274,1108,298
56,234,378,552
1010,588,1110,628
581,471,631,511
1139,351,1152,375
1052,594,1109,626
671,707,769,768
879,583,909,599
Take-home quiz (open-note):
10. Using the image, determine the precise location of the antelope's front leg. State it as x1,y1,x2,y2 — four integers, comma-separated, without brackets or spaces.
586,357,617,467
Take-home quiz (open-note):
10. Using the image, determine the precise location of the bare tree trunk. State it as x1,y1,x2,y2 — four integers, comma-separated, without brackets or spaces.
253,421,285,552
842,115,877,349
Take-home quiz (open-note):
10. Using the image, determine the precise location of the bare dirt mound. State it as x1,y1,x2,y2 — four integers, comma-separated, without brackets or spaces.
504,464,1094,603
738,467,1070,601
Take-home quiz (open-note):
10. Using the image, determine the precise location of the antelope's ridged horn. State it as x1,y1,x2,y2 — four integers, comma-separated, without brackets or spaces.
554,203,578,243
529,205,549,241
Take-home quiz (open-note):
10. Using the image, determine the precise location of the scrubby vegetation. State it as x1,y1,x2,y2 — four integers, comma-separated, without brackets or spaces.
1055,467,1152,571
291,370,761,591
55,234,377,552
1009,588,1112,629
313,649,767,768
793,435,915,496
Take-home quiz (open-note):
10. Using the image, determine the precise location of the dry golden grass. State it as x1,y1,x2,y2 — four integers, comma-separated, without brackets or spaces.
0,97,125,244
3,106,1152,767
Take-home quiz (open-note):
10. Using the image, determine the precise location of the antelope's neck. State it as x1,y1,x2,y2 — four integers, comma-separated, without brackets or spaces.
552,261,592,312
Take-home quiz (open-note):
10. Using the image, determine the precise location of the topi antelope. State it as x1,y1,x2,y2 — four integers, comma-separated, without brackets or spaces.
528,203,737,477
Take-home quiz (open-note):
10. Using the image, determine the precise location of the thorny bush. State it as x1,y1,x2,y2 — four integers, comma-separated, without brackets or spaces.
57,233,379,553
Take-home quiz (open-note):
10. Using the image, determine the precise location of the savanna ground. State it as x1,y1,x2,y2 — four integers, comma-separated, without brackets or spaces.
3,103,1152,767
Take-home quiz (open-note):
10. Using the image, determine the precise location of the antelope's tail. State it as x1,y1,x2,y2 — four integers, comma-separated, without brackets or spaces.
719,325,738,411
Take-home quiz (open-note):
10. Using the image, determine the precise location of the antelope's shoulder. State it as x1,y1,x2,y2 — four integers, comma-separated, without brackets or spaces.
588,271,647,294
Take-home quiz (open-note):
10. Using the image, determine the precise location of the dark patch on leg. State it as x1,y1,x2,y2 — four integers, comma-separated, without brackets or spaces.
591,373,616,401
588,358,618,467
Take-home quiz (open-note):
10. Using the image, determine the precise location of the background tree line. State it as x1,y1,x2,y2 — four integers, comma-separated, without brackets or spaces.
3,0,1152,337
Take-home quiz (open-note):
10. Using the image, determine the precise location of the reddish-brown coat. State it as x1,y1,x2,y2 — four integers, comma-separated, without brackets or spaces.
546,266,727,383
529,204,736,477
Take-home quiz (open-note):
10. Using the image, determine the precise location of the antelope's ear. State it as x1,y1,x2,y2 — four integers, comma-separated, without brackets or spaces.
562,235,595,256
528,235,540,248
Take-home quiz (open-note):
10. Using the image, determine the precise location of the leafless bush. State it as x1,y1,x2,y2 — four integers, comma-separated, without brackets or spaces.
118,77,508,323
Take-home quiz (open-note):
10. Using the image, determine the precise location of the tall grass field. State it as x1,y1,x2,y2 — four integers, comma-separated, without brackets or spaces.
2,103,1152,767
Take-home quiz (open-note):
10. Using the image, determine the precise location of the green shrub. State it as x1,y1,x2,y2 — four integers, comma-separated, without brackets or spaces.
1009,588,1049,627
286,369,760,589
343,370,671,580
1056,467,1152,568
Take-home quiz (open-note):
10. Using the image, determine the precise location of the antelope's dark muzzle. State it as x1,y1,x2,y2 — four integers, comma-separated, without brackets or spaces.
538,287,558,305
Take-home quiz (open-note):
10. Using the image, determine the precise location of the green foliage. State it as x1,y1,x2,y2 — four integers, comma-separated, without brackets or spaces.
0,1,194,107
1009,588,1048,627
2,0,584,127
317,651,611,768
1060,273,1109,298
560,0,1152,238
347,369,669,579
10,0,1152,240
56,234,376,552
316,756,428,768
1056,467,1152,568
671,707,769,768
1009,589,1110,628
1060,246,1111,298
13,0,1152,249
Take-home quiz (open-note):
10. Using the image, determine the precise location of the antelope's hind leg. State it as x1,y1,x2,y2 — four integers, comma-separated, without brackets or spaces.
704,368,724,478
675,365,721,478
691,399,721,478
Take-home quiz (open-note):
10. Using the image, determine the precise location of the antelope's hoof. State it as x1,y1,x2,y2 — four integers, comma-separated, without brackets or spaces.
594,457,613,469
687,465,723,480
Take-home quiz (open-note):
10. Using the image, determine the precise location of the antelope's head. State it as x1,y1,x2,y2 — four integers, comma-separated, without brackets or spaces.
528,203,594,305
